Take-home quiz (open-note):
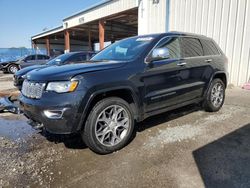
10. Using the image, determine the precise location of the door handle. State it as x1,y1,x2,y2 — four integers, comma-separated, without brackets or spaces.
205,59,212,62
177,62,187,66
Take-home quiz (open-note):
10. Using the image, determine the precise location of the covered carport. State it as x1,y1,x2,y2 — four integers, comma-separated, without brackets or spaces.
31,0,138,56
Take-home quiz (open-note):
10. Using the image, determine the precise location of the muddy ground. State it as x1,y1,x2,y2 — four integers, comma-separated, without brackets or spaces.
0,73,250,187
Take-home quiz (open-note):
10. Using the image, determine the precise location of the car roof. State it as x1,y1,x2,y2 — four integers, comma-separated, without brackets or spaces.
165,31,210,39
27,54,49,56
132,31,211,40
66,51,96,55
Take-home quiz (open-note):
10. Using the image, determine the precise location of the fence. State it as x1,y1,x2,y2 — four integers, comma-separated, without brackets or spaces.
0,48,47,62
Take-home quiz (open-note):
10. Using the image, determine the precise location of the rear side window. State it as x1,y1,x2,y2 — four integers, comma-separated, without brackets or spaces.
25,55,36,61
69,54,87,63
44,55,50,59
201,39,220,56
181,37,203,58
37,55,45,60
155,37,181,59
31,55,36,60
79,54,87,61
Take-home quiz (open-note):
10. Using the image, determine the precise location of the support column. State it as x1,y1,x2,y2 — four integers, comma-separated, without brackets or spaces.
99,20,105,50
45,37,50,56
88,28,92,51
64,30,70,53
32,40,37,49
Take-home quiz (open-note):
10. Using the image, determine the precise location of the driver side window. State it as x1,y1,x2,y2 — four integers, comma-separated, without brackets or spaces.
155,37,181,59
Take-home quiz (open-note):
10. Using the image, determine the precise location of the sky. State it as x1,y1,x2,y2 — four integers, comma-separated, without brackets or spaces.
0,0,102,48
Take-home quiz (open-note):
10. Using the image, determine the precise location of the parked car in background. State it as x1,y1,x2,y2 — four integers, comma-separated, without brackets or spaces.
14,51,96,90
0,54,50,74
0,60,18,73
19,32,228,154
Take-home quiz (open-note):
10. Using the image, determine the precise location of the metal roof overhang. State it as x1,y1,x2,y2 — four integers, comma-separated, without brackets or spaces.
31,26,64,40
31,0,138,44
62,0,138,29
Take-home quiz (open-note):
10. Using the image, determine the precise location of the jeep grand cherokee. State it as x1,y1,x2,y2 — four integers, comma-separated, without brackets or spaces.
19,32,228,154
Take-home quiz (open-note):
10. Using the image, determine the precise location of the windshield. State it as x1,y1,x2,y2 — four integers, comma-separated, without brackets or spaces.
91,37,154,61
46,53,72,65
18,56,27,61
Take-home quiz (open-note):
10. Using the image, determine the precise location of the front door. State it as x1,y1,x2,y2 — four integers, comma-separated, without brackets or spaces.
21,55,37,68
142,37,193,113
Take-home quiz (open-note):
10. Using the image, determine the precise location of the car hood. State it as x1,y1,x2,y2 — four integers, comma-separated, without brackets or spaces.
15,65,48,77
26,61,127,81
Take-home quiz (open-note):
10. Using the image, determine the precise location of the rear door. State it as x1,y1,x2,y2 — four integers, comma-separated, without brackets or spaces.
36,55,49,64
179,37,212,98
200,39,223,89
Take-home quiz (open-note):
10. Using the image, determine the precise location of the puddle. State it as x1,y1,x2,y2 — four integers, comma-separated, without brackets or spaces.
0,115,36,140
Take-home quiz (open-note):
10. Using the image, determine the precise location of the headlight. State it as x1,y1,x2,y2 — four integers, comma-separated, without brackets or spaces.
46,80,78,93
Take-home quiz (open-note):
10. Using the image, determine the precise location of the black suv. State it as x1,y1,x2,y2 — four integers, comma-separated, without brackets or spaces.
19,32,228,154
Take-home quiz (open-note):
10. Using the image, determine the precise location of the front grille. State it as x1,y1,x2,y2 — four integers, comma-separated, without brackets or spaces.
21,80,46,99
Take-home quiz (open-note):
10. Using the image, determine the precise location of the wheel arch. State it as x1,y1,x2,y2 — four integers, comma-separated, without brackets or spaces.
7,63,20,71
204,71,228,98
77,86,142,131
212,72,227,88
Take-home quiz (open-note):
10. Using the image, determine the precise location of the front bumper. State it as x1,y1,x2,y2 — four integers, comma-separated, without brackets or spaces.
19,90,87,134
0,65,8,72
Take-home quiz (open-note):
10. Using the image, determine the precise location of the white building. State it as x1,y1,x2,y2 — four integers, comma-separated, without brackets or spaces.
32,0,250,86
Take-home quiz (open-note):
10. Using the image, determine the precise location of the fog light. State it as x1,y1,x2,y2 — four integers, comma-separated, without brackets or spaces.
44,109,66,119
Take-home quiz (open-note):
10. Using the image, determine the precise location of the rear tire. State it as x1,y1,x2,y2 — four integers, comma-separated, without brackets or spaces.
8,64,19,74
203,78,225,112
82,97,134,154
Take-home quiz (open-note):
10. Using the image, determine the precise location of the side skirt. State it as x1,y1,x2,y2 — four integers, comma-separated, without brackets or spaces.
142,97,204,121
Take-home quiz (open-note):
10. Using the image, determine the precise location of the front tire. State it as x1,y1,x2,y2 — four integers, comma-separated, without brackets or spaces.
82,97,134,154
203,78,225,112
8,64,19,74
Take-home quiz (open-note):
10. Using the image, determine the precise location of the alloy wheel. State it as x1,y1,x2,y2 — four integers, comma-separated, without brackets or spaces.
9,66,18,74
95,105,130,147
211,82,224,108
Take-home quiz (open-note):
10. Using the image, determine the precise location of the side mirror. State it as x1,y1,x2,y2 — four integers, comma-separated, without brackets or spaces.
146,47,170,63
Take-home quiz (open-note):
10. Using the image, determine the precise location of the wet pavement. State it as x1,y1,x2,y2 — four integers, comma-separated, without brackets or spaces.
0,88,250,187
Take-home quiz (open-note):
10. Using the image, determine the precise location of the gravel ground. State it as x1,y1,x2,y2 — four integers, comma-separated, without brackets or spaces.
0,76,250,187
